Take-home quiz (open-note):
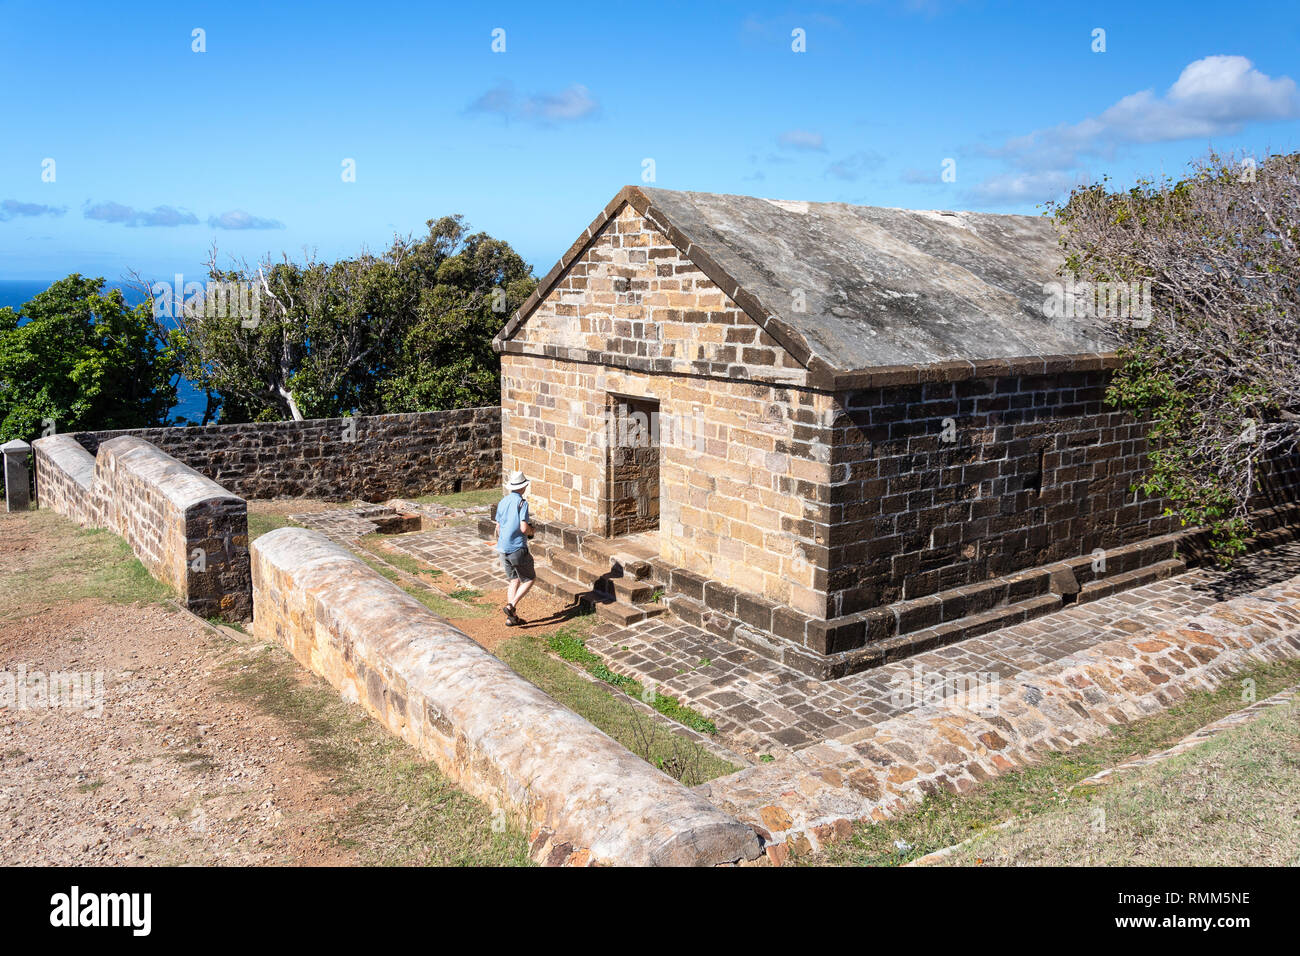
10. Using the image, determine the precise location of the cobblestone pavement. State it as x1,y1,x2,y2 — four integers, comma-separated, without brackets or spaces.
586,541,1300,759
384,526,507,591
698,573,1300,864
309,516,1300,765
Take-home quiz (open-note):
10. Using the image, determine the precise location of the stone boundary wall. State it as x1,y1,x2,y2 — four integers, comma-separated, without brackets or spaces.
251,527,761,867
74,406,502,502
31,435,98,526
33,434,251,621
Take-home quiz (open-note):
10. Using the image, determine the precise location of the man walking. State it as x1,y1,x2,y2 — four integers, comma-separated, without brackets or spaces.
492,470,535,626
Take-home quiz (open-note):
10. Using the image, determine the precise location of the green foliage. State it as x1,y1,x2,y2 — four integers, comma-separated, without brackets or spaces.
0,275,178,442
181,216,536,423
1050,152,1300,561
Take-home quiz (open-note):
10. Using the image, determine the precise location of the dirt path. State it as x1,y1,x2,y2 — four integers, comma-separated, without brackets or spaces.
0,510,529,867
0,599,359,865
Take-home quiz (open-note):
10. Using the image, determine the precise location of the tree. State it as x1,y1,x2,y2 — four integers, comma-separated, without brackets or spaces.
0,275,178,443
381,220,536,412
172,216,535,422
1050,152,1300,559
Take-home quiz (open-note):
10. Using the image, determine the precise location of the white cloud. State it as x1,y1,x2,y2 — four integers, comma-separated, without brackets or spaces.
827,150,884,180
207,210,284,230
900,167,941,185
84,201,198,227
966,170,1081,205
468,82,599,124
778,129,826,151
0,199,65,221
521,84,598,122
970,56,1298,205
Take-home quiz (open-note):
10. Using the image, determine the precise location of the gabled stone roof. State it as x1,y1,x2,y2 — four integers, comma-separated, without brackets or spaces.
497,186,1117,388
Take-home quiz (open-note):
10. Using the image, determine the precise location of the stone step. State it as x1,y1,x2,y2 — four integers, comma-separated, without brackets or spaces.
580,544,653,581
533,566,664,625
596,599,666,626
873,592,1065,663
549,550,617,589
608,576,655,603
533,565,595,604
1077,558,1186,603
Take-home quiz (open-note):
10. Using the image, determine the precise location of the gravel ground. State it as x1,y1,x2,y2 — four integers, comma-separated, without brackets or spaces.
0,508,528,867
0,598,360,866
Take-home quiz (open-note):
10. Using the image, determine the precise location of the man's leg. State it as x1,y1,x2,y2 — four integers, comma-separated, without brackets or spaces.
514,576,534,607
502,552,519,613
511,549,536,613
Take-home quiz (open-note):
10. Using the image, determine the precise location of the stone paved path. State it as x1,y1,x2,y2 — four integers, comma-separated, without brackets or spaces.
289,506,395,539
586,541,1300,759
384,526,507,591
700,574,1300,863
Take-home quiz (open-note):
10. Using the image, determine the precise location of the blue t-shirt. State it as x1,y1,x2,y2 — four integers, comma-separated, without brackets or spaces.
495,492,530,554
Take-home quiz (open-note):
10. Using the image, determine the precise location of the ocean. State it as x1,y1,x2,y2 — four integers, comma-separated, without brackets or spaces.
0,278,209,424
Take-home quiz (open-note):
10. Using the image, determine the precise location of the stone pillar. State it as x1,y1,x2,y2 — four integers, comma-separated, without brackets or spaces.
1,439,32,512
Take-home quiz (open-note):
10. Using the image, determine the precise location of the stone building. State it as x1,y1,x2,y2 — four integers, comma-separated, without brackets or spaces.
492,186,1277,678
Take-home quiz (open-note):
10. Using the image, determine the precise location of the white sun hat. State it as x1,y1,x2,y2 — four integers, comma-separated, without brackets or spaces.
506,470,530,491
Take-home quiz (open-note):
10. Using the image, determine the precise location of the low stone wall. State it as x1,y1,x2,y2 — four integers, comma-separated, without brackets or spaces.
31,435,98,526
74,407,501,501
33,434,251,621
251,527,761,866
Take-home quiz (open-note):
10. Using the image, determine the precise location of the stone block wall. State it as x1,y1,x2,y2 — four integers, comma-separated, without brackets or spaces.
75,407,501,502
31,435,98,526
251,526,760,866
825,369,1178,617
34,434,251,621
499,201,835,614
501,354,834,615
505,203,808,387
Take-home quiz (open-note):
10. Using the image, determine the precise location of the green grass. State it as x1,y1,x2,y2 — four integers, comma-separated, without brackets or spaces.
356,535,443,578
496,620,738,786
0,511,172,621
541,621,718,734
801,657,1300,866
247,511,299,541
220,644,533,866
353,552,491,619
413,487,500,510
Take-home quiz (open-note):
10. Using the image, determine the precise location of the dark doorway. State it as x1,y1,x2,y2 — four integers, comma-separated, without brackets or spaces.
606,395,660,537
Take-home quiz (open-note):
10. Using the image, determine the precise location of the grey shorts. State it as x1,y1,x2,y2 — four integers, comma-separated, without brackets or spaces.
500,546,535,582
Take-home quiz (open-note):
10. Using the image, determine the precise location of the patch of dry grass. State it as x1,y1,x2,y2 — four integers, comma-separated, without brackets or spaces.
933,698,1300,866
0,510,171,621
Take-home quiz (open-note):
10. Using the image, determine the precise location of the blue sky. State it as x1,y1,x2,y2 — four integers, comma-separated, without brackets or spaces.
2,0,1297,282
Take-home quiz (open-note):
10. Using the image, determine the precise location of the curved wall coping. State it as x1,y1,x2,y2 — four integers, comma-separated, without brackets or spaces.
97,435,241,511
32,434,96,489
252,527,760,866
